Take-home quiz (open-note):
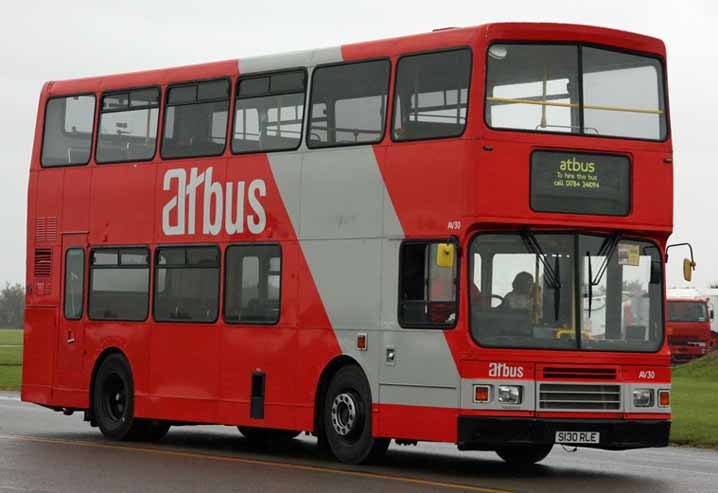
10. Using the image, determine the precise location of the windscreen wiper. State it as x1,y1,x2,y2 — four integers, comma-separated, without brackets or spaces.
520,228,561,320
586,232,623,319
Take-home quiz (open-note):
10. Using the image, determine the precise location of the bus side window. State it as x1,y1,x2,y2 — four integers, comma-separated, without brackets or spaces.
161,79,230,159
307,59,390,148
233,70,306,154
398,240,458,328
41,95,96,167
392,48,471,141
64,248,85,320
88,247,149,321
224,244,282,324
96,88,160,164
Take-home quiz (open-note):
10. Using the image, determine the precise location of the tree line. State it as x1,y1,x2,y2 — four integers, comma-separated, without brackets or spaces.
0,283,24,329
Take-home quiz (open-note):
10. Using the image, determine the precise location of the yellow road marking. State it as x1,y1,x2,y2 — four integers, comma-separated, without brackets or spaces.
0,434,510,493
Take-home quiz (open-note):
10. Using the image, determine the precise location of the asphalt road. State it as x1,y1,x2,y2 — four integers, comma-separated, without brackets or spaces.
1,392,717,492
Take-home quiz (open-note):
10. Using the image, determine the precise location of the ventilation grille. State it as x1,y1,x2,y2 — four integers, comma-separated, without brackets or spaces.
539,383,621,411
542,367,617,380
35,217,58,243
33,249,52,278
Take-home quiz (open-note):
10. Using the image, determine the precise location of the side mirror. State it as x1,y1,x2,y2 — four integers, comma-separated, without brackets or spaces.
683,258,696,282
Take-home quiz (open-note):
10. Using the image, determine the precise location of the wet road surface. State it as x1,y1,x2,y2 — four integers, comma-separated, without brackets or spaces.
1,393,716,492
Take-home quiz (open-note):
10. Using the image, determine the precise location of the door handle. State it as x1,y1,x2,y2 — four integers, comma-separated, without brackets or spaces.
67,330,75,344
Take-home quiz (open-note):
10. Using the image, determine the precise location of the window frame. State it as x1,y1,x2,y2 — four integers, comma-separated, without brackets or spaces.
152,244,221,324
160,77,232,161
87,245,151,322
95,85,162,165
63,247,85,321
467,230,665,353
231,68,308,155
483,41,670,143
40,92,97,168
397,237,460,330
390,46,473,143
222,243,282,326
306,57,392,150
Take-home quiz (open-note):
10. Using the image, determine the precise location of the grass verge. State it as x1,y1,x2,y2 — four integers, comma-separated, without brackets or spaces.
0,329,22,390
671,351,718,448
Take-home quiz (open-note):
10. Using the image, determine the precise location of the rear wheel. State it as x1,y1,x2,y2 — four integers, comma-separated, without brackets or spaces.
322,365,389,464
92,353,169,442
495,444,553,466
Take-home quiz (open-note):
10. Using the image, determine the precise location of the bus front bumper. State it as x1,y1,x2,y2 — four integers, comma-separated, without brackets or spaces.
457,417,670,451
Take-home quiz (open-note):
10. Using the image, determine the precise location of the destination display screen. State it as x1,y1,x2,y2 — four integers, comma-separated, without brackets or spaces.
530,150,631,216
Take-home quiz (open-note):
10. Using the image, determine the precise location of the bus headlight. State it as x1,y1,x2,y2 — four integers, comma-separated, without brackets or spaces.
633,389,655,407
497,385,523,404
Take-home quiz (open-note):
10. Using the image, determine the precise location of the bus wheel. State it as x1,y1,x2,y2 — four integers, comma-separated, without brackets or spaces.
92,353,140,441
238,427,300,447
322,365,389,464
495,444,553,466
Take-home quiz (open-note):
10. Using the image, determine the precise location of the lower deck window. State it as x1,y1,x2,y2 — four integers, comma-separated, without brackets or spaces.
154,246,220,322
89,248,149,321
224,244,281,324
399,240,458,327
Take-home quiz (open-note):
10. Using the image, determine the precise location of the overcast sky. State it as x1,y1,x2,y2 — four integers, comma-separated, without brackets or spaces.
1,0,715,289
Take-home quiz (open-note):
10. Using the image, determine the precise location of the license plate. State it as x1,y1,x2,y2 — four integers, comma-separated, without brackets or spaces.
555,431,600,444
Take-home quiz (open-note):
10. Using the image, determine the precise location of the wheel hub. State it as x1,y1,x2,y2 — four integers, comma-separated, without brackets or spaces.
331,393,358,437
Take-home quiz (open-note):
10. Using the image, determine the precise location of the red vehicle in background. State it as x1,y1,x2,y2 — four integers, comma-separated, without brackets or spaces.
667,298,713,363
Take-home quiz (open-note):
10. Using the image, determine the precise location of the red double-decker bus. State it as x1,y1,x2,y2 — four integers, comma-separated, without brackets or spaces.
23,22,673,465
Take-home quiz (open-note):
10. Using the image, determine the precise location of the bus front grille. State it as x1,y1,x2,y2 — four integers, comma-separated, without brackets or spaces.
539,383,621,410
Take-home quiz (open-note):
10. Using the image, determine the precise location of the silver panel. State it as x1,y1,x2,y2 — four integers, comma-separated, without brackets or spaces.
538,382,623,412
238,46,343,75
624,382,672,414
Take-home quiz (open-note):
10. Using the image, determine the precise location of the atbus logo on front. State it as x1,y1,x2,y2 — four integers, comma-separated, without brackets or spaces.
162,166,267,236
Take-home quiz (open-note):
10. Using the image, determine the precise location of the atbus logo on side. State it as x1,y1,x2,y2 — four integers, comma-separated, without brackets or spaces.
488,362,525,378
162,166,267,236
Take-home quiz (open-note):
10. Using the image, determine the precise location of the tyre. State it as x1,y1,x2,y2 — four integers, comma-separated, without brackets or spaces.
322,365,389,464
238,426,300,447
495,444,553,466
92,353,169,442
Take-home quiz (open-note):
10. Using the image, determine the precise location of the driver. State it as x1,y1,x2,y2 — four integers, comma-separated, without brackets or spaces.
502,271,534,310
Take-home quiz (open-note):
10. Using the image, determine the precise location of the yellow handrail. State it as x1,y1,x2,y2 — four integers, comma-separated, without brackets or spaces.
486,96,664,115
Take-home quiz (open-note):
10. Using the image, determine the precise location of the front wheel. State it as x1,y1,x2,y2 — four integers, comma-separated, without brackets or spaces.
495,444,553,466
322,365,389,464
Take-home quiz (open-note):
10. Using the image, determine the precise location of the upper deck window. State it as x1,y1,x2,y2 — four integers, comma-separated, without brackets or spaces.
307,59,390,148
96,88,160,163
41,95,96,167
485,44,667,141
392,48,472,141
161,79,230,159
232,70,306,154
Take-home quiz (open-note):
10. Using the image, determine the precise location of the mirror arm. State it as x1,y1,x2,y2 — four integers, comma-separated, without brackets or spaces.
665,242,695,264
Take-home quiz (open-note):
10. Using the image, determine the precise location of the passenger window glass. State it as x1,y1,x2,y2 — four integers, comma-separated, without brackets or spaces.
41,95,96,167
64,249,84,320
224,245,281,324
161,79,229,159
154,246,220,322
96,88,160,163
89,248,149,321
393,49,471,141
232,70,306,154
308,60,390,148
399,241,458,327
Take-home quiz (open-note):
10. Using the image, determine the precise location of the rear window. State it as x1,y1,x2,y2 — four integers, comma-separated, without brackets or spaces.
41,95,96,167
